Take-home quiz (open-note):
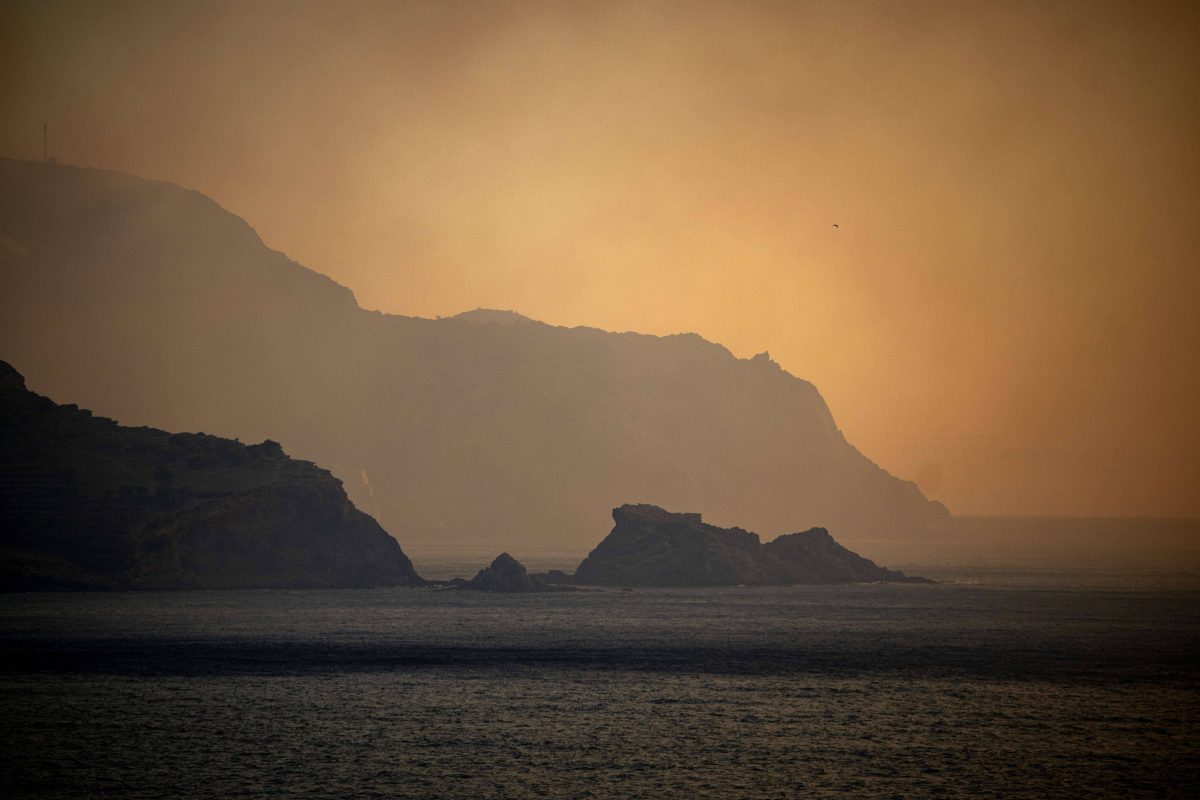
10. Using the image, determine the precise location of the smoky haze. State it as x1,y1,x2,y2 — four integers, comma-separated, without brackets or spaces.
1,158,949,552
2,0,1198,518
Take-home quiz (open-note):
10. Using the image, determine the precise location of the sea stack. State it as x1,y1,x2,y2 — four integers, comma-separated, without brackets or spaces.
459,553,570,592
573,504,929,587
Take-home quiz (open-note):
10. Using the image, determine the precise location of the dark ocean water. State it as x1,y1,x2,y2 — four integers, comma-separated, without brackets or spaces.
2,575,1198,799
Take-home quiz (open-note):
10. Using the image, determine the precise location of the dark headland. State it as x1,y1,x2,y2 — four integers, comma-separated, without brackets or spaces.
569,504,929,587
0,360,423,591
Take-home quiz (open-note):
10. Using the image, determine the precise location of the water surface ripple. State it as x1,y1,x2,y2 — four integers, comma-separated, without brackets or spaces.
2,584,1196,798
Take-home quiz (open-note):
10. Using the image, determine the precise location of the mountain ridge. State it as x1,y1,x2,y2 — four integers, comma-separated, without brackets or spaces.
0,157,947,551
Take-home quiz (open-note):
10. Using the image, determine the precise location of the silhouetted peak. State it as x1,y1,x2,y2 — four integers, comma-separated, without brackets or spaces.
0,360,27,394
0,157,360,313
488,552,526,575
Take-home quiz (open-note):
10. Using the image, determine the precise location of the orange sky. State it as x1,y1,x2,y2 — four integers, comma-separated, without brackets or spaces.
3,0,1198,517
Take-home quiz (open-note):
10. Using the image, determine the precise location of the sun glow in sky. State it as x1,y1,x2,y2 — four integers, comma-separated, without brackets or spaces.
3,0,1198,517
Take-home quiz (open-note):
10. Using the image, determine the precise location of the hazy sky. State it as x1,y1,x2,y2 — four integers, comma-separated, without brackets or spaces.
3,0,1198,517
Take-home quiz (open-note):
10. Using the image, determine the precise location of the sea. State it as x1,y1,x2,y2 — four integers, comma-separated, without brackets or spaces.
1,517,1197,799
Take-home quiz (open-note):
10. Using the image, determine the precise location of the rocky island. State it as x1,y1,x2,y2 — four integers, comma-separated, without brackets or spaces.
0,360,423,591
452,552,572,592
572,504,929,586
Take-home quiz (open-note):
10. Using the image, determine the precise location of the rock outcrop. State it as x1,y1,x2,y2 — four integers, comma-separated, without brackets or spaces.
457,553,571,592
0,360,423,591
573,504,928,586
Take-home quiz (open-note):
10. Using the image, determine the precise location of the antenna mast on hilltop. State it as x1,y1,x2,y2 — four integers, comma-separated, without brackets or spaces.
43,123,47,163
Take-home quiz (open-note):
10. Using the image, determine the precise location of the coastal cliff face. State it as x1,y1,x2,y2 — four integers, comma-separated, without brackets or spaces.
0,361,422,591
0,159,947,552
573,505,927,587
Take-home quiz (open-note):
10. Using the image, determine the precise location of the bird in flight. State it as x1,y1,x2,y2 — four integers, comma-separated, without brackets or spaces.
832,223,839,228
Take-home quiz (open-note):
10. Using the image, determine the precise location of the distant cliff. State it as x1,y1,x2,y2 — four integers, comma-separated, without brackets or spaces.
573,505,928,586
0,158,947,551
0,360,423,591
